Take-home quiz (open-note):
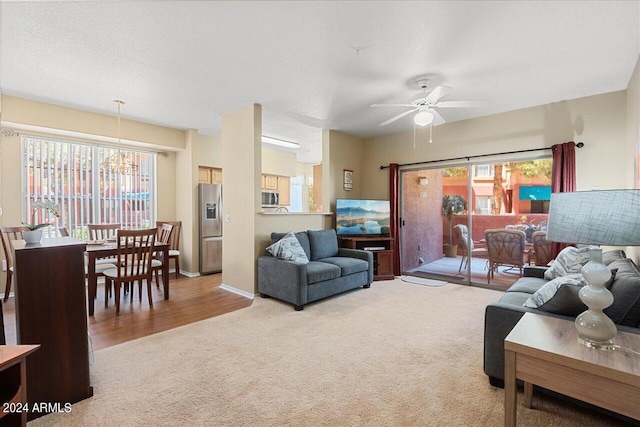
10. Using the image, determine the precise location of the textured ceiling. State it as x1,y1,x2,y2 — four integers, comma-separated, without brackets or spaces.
1,1,638,163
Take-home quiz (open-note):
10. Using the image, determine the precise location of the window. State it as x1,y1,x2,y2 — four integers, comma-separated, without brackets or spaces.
474,164,494,178
22,135,156,238
475,196,492,214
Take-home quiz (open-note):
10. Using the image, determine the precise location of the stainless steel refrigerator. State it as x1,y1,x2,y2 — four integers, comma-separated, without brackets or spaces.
199,183,222,274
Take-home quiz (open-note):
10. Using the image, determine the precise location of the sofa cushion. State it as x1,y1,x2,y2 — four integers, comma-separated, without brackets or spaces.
523,274,588,316
307,229,339,261
306,261,341,285
498,291,532,306
603,249,626,266
271,231,311,260
605,258,640,326
544,246,591,280
316,256,369,276
506,277,548,294
266,231,309,264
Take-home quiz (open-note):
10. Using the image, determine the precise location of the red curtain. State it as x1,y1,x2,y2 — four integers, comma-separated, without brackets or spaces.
550,141,577,257
389,163,401,276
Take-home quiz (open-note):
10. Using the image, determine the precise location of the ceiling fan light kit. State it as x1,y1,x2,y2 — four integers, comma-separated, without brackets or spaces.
413,110,434,127
372,77,484,129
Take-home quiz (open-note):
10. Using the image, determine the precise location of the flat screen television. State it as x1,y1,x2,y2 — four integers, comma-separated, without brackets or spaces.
335,198,391,236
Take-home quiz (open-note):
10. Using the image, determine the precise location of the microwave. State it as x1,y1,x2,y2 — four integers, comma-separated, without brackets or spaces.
262,190,280,207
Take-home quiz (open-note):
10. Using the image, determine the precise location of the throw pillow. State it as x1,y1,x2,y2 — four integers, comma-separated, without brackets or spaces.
266,231,309,264
525,269,618,316
524,274,588,316
544,246,591,280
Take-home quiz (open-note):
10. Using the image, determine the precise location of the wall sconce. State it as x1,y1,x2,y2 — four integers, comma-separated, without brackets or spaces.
419,177,429,186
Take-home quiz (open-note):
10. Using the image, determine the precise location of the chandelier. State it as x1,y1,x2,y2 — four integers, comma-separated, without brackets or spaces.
101,100,137,174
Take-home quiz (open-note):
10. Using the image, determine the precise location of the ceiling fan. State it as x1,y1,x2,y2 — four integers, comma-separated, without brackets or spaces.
371,79,484,127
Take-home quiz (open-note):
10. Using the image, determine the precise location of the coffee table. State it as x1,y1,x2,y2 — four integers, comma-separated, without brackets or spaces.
504,312,640,426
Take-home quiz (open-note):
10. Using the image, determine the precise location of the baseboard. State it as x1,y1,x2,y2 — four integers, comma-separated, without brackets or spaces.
220,283,255,299
178,270,200,278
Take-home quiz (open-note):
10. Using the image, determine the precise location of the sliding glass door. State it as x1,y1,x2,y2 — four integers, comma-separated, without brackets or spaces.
400,158,552,289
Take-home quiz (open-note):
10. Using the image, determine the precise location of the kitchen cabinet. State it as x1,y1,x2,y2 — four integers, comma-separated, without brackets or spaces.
198,166,222,184
263,174,278,190
277,176,290,206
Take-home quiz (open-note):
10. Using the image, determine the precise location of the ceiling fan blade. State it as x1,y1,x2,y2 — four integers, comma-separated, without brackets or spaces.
379,108,417,126
431,109,446,126
436,100,486,108
371,103,415,107
425,85,453,103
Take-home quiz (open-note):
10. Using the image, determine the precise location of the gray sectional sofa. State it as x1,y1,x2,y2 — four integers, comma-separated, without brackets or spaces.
484,249,640,387
258,229,374,310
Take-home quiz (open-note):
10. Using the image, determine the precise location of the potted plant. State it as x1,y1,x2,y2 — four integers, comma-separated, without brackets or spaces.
442,195,466,258
21,199,59,243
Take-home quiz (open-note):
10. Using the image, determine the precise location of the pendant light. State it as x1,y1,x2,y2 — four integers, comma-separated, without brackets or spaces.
101,100,137,174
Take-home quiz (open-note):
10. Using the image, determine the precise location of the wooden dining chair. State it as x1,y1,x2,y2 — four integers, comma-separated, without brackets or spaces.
0,226,29,302
59,226,70,237
103,228,157,315
88,223,120,240
156,221,181,279
152,223,174,288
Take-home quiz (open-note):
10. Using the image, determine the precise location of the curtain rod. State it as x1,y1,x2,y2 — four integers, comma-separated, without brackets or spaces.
379,142,584,170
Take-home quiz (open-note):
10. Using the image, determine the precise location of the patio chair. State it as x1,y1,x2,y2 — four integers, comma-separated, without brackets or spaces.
532,231,552,266
484,229,526,284
453,224,488,273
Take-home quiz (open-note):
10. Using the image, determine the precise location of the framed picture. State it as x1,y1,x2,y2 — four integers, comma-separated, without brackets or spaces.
343,169,353,191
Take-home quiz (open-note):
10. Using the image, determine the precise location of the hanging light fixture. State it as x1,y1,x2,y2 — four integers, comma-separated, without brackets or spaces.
413,110,434,127
101,100,137,174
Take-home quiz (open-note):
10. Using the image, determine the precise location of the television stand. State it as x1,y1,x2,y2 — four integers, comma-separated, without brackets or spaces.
339,236,394,281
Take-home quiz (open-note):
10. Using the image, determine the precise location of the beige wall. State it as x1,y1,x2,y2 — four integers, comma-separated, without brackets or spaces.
324,130,365,219
175,129,199,273
1,95,185,150
262,146,297,176
197,134,222,168
361,91,628,200
221,104,262,295
626,55,640,261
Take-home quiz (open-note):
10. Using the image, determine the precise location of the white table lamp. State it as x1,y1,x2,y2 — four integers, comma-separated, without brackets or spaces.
546,189,640,349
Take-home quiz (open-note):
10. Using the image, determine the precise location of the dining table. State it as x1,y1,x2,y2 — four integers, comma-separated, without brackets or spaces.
85,240,170,316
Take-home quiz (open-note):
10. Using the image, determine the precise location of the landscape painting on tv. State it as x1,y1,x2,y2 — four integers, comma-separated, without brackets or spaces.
336,199,391,236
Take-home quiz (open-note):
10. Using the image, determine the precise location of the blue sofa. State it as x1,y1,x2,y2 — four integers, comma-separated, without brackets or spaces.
257,229,374,310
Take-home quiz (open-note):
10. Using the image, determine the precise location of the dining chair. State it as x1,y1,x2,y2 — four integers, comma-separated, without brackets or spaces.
156,221,181,279
152,223,174,288
532,231,552,266
0,226,28,302
59,226,70,237
484,229,526,284
103,228,157,315
453,224,488,273
88,223,120,240
88,223,121,265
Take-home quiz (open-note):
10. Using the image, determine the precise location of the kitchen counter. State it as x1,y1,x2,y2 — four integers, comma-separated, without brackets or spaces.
260,211,333,215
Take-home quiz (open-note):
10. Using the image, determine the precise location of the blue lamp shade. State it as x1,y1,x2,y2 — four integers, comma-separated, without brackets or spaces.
546,189,640,246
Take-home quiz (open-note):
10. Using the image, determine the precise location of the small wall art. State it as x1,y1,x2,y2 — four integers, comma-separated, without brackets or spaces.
343,169,353,191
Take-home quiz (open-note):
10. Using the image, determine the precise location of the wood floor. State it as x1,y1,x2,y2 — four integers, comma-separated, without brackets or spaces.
1,273,253,351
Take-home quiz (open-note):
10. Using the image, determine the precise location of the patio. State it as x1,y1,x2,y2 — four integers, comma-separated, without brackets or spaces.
405,255,524,289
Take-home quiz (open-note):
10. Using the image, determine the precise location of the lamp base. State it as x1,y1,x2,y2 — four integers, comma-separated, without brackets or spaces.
577,336,615,351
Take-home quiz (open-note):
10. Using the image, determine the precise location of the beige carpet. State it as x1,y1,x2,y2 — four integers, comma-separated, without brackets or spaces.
30,280,630,426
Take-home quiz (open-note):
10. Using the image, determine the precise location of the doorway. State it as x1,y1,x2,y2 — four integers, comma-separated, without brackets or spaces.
401,158,552,289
